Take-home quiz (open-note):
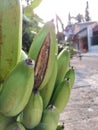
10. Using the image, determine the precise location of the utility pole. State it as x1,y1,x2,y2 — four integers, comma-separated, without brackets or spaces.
68,12,71,24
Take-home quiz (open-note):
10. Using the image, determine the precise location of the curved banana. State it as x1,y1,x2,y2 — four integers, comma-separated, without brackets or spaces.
28,21,58,90
0,113,14,130
0,58,34,117
50,79,71,113
22,90,43,129
5,122,25,130
40,56,58,109
35,105,60,130
0,0,22,82
55,48,70,86
64,67,75,89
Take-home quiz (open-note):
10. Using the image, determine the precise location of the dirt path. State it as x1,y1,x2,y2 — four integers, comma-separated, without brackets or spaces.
59,55,98,130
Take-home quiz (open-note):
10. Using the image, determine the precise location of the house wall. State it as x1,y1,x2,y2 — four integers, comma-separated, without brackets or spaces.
68,22,98,53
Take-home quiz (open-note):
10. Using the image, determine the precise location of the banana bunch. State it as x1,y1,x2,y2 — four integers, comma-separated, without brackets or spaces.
0,0,75,129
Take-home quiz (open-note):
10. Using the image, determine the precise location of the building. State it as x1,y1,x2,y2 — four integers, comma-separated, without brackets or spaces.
65,21,98,53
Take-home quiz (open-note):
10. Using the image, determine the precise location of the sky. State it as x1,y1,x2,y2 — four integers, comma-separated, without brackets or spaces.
34,0,98,28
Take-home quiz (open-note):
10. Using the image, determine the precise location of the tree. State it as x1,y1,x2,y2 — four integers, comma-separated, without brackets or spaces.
85,1,91,21
22,0,44,53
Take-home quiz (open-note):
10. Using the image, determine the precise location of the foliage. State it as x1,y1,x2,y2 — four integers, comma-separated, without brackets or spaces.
85,1,91,21
22,0,44,53
58,40,80,58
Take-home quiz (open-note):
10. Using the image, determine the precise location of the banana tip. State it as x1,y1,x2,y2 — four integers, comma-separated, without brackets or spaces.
24,58,35,67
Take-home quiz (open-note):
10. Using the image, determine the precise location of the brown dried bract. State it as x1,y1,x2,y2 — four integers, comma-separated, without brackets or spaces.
34,33,50,89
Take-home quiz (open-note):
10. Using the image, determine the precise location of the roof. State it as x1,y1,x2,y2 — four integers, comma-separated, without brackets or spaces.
65,21,98,39
74,21,97,35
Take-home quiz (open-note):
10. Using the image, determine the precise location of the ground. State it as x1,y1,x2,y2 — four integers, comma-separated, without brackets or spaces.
59,55,98,130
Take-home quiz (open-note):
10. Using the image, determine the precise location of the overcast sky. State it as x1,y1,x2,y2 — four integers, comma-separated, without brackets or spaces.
34,0,98,27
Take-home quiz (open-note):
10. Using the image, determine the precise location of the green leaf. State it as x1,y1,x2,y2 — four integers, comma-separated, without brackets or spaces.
32,14,44,24
24,6,33,16
24,0,42,16
30,0,42,9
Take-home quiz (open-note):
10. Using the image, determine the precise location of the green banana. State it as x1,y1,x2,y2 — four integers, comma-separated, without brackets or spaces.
50,79,71,113
22,90,43,129
35,105,60,130
0,113,14,130
55,48,70,86
40,57,58,109
28,21,58,90
5,122,25,130
0,0,22,82
56,123,64,130
64,67,75,89
0,58,34,117
20,49,28,61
